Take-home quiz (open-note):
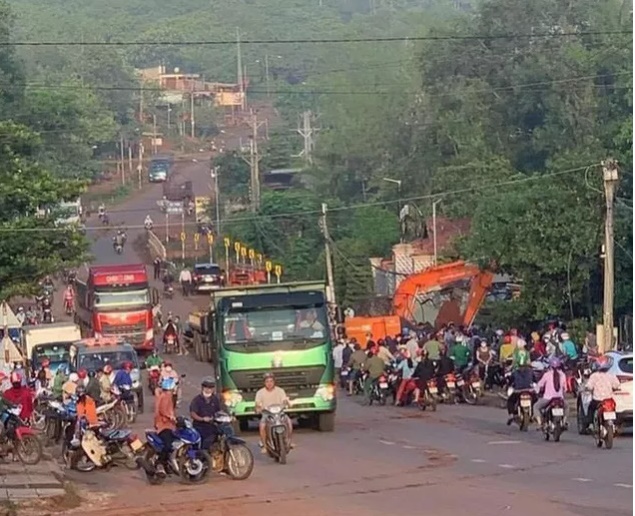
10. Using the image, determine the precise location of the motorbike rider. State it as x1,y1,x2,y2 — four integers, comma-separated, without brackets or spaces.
512,338,531,370
112,361,133,392
506,362,535,426
52,366,68,398
160,361,180,404
86,370,102,404
189,377,224,449
100,364,113,402
412,348,436,403
62,372,80,403
498,335,515,364
76,385,99,427
559,332,579,368
476,340,494,388
2,372,34,422
376,339,394,365
113,231,125,250
145,349,163,369
394,351,416,406
77,368,89,388
255,373,292,453
163,317,179,352
450,335,471,373
435,349,455,396
362,347,385,405
98,203,106,218
63,285,74,312
533,357,568,427
346,343,366,395
585,355,620,422
154,377,177,477
36,359,53,389
144,215,153,229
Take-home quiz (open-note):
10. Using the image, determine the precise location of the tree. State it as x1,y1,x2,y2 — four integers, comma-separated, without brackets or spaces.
0,122,89,299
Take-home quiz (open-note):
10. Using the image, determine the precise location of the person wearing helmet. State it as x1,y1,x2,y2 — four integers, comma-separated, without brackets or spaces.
499,335,515,365
533,357,568,427
100,364,113,402
450,334,471,373
145,349,163,369
154,377,177,476
2,371,33,421
559,332,579,367
394,351,416,406
62,372,80,403
255,373,292,453
190,377,224,449
476,339,494,389
512,339,531,370
15,306,25,326
160,361,180,405
36,359,52,389
112,361,133,391
52,365,68,399
86,368,102,403
585,355,620,424
76,385,99,427
77,369,89,388
376,339,394,366
412,348,435,404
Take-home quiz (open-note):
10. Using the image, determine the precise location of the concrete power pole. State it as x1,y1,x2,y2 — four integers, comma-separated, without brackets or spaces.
320,203,337,307
190,81,196,138
242,111,264,211
297,111,318,165
236,28,245,111
601,158,620,353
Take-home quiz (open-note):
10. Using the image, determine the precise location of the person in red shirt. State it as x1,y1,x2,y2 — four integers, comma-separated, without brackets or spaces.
3,372,33,421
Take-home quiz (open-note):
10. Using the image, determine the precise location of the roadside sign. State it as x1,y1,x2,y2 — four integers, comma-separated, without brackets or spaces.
234,242,241,253
248,249,255,259
207,234,214,245
194,233,200,242
256,253,263,263
265,261,272,272
240,246,247,257
274,265,282,277
180,232,186,242
166,201,183,215
224,237,230,248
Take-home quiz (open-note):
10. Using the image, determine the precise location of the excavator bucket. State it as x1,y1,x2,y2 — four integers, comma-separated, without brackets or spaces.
392,261,494,330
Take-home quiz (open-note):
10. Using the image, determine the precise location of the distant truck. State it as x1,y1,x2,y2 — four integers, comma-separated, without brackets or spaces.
162,179,193,202
74,264,159,352
22,322,81,375
185,281,336,432
148,154,174,183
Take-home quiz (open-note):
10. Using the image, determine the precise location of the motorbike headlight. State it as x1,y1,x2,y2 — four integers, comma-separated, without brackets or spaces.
222,391,243,407
315,384,335,402
145,329,154,341
132,380,140,389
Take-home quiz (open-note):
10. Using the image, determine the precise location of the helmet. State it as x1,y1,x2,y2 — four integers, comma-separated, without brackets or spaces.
561,332,570,341
503,335,512,344
517,339,527,348
160,377,176,390
593,355,611,372
78,369,88,379
18,306,23,312
103,364,113,374
122,361,132,371
201,376,216,388
163,361,172,367
549,357,562,369
69,373,79,383
495,329,504,337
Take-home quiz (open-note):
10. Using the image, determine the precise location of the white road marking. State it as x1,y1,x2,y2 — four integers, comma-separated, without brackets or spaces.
573,478,592,482
487,440,521,445
402,445,416,449
471,459,486,463
379,440,395,446
498,464,516,469
614,483,632,488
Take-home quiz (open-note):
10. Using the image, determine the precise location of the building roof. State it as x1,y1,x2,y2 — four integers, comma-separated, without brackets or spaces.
411,217,471,255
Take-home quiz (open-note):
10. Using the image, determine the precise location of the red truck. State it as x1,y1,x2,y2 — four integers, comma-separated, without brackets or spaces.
74,264,159,352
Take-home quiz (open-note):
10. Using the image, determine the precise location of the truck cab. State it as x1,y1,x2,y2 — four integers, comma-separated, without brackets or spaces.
74,264,159,352
204,281,336,432
148,154,174,183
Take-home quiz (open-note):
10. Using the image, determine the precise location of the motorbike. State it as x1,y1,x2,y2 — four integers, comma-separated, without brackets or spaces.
41,399,75,444
144,221,153,231
136,416,212,485
0,406,43,465
63,417,142,472
209,411,254,480
439,372,458,403
148,366,161,394
111,385,137,424
163,284,174,300
593,398,617,450
541,398,566,442
417,379,438,411
456,367,481,405
164,333,178,354
64,298,74,315
510,388,534,432
369,374,389,406
113,240,124,254
262,405,291,464
66,269,77,285
353,371,366,396
42,307,54,324
339,367,350,389
96,397,128,431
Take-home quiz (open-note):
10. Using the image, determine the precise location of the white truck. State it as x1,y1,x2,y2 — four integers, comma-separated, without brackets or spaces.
22,323,81,375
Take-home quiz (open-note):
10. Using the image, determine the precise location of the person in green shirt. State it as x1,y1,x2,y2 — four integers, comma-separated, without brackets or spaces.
346,344,367,395
450,337,471,372
362,350,386,405
145,349,163,369
423,334,444,361
52,367,68,399
512,339,531,370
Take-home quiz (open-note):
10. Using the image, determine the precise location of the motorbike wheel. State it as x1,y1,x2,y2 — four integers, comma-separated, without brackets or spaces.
604,424,614,450
225,444,254,480
463,386,478,406
378,392,387,406
113,405,128,430
276,434,287,465
15,435,43,465
520,411,530,432
125,401,137,424
553,420,562,442
31,410,47,432
120,444,141,470
178,450,211,484
577,405,589,435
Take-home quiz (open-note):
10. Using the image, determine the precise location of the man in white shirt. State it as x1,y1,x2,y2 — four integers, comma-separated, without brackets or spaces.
332,340,345,381
255,373,293,452
178,267,192,297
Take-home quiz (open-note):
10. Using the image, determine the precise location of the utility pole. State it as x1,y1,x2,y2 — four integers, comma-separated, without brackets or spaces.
190,81,195,139
297,111,318,165
139,87,144,123
128,145,133,176
119,136,125,185
211,166,221,234
320,203,337,307
152,115,158,154
432,198,443,266
265,54,271,98
601,158,620,353
242,110,264,211
236,28,245,111
137,142,144,190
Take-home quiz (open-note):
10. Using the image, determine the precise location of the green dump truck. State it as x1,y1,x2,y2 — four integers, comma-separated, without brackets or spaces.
186,281,336,432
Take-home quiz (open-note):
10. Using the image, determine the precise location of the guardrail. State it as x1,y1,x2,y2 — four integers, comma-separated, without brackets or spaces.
147,230,166,261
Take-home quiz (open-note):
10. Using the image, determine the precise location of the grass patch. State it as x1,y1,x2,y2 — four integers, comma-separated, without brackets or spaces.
0,501,18,516
84,184,132,209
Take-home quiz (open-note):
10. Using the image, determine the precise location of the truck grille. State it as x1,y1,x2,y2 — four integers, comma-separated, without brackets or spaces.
229,366,326,392
101,322,146,334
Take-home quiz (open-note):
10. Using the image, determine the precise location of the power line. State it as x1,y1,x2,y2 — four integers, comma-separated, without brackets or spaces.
0,163,597,233
1,30,630,47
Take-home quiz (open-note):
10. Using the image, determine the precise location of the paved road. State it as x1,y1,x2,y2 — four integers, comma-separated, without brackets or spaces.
63,160,633,516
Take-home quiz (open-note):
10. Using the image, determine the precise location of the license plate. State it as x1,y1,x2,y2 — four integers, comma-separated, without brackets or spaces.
130,439,144,452
379,382,388,389
551,408,564,416
447,382,455,389
471,382,480,388
603,412,616,420
429,387,438,394
457,379,465,386
520,399,531,408
340,371,348,376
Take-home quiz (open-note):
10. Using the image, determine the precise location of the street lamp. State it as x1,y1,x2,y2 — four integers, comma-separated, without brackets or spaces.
210,167,221,234
432,198,443,266
383,177,404,240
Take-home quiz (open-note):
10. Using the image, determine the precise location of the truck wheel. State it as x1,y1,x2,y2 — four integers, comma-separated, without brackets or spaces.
317,412,335,432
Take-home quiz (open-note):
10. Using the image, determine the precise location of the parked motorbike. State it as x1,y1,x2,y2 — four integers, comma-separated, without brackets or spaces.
593,398,617,450
136,416,211,485
369,374,389,406
262,405,291,464
541,398,566,442
456,368,481,405
0,406,43,465
96,397,128,431
163,284,174,300
417,379,438,411
209,411,254,480
439,373,458,403
63,418,141,472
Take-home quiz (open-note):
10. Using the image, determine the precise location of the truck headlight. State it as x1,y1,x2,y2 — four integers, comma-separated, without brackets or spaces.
315,384,335,402
145,329,154,341
222,391,243,407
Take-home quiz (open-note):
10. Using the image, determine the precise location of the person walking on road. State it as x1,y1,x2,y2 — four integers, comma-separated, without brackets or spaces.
179,266,192,297
153,257,162,280
174,315,188,356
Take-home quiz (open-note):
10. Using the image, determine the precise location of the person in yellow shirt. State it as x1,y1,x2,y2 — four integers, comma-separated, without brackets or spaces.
498,335,515,364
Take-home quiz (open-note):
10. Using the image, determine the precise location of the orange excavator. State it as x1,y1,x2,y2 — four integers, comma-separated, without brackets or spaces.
344,261,493,345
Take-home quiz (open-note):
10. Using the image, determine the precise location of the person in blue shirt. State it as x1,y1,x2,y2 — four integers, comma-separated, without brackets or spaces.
112,361,133,389
394,351,416,406
559,332,579,366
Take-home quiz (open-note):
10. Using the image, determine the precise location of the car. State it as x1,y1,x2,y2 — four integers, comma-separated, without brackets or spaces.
576,351,632,434
192,263,225,293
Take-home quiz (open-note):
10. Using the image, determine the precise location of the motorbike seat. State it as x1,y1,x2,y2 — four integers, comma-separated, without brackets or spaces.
100,428,132,441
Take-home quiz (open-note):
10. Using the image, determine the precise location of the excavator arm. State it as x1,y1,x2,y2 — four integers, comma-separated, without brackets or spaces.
392,261,494,329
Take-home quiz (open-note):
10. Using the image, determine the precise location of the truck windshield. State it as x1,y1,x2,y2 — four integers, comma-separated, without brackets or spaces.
32,345,70,368
223,305,328,347
78,350,138,372
94,289,150,309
